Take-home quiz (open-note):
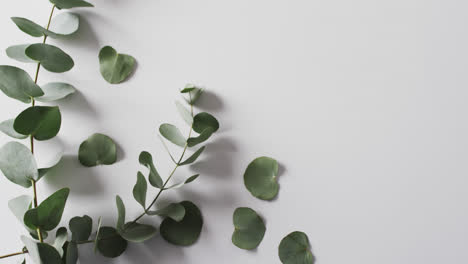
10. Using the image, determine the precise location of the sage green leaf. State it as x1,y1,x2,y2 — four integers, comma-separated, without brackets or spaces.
6,44,35,63
78,133,117,167
116,196,125,230
181,85,204,105
244,156,279,200
163,174,199,190
69,215,92,242
65,241,78,264
0,141,37,187
158,135,177,164
48,12,80,36
232,207,266,250
139,151,163,188
193,112,219,134
147,203,185,222
132,172,147,208
279,231,315,264
53,227,68,256
25,44,74,73
120,222,157,243
10,17,44,37
0,65,43,103
187,128,214,147
160,201,203,246
96,226,127,258
98,46,135,84
179,146,205,166
21,236,62,264
159,124,186,147
8,195,32,224
0,119,28,139
14,106,62,141
175,101,193,125
24,188,70,231
36,82,76,102
37,151,64,180
51,0,94,9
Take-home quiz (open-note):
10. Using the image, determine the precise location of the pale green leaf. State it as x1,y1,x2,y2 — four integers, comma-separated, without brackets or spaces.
0,141,37,187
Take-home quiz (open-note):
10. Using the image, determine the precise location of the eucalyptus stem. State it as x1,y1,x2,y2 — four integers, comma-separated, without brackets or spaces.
0,250,27,259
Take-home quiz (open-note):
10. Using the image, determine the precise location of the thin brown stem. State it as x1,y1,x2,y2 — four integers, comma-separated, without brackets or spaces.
0,250,27,259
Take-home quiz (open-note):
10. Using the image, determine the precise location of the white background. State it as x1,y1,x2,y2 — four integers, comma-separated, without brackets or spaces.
0,0,467,263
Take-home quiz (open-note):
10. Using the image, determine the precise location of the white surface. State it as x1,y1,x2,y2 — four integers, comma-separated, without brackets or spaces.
1,0,468,263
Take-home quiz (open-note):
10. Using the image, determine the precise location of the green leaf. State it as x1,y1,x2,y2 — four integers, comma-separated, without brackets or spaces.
181,84,204,105
193,112,219,134
21,236,62,264
8,195,32,224
163,174,199,190
14,106,62,141
139,151,163,188
51,0,94,9
6,44,35,63
159,123,186,147
25,44,74,73
11,13,79,38
69,215,92,242
160,201,203,246
37,151,64,180
0,141,37,187
94,217,102,253
244,156,279,200
0,65,43,103
0,119,28,139
53,227,68,256
98,46,135,84
179,146,205,166
279,231,315,264
147,203,185,222
187,128,214,147
65,241,78,264
115,195,125,230
158,135,177,164
24,188,70,231
36,82,76,102
96,226,127,258
78,133,117,167
120,222,157,243
10,17,44,37
232,207,266,250
132,172,147,208
175,101,193,125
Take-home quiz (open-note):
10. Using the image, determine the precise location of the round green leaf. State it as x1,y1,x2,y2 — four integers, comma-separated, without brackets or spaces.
279,231,315,264
24,188,70,231
98,46,136,84
14,106,62,141
160,201,203,246
159,123,186,147
0,119,28,139
232,207,266,250
244,156,279,200
96,226,127,258
120,222,157,243
0,141,37,187
147,203,186,222
132,172,147,208
21,236,62,264
49,12,80,36
0,65,43,103
25,44,74,73
69,215,92,242
193,112,219,134
6,44,35,63
50,0,94,9
78,133,117,167
36,82,76,102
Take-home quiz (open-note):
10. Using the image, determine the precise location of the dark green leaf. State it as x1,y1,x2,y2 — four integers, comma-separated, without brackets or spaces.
14,106,61,141
175,101,193,125
24,188,70,231
36,82,76,102
159,123,186,147
193,112,219,134
139,151,163,188
10,17,44,37
96,226,127,258
11,13,79,38
120,222,157,243
6,44,35,63
279,231,315,264
50,0,94,9
147,203,185,222
98,46,135,84
179,146,205,166
0,119,27,139
0,141,37,187
160,201,203,246
187,128,214,147
244,156,279,200
116,195,125,230
25,44,74,73
65,241,78,264
53,227,68,256
78,133,117,167
21,236,62,264
69,215,92,242
0,65,43,103
163,174,199,190
232,207,266,250
133,172,147,208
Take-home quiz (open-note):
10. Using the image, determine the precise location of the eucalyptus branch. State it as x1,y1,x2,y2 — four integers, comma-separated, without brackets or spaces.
0,250,27,260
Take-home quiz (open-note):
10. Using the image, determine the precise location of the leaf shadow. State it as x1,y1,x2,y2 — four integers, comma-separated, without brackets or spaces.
196,90,224,112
